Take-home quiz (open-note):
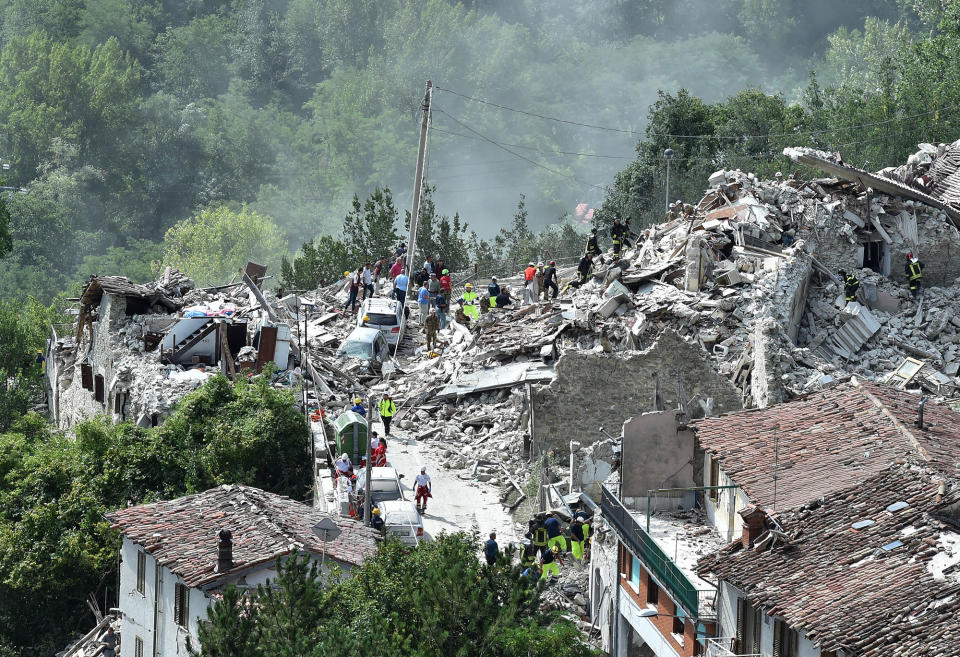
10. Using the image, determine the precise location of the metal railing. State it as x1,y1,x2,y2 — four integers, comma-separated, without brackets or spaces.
705,637,762,657
601,484,701,618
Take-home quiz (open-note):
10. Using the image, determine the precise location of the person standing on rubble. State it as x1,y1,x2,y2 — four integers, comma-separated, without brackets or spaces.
531,513,548,552
666,202,677,221
488,276,501,303
425,308,440,351
344,269,360,313
417,282,431,322
460,283,480,321
611,218,626,260
414,466,432,513
393,267,409,306
585,227,599,257
440,269,452,294
395,242,406,258
361,263,373,300
428,272,441,307
839,270,860,303
373,258,385,296
536,262,546,301
520,537,537,569
423,256,435,276
378,393,396,435
540,545,561,580
524,262,536,288
435,289,449,328
390,257,403,280
567,252,593,290
543,261,559,299
569,519,586,561
906,253,925,298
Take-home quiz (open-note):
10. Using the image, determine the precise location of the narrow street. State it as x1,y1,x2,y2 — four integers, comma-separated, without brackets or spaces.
376,419,521,546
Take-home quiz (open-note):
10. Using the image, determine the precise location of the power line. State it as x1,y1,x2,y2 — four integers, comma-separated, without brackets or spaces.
435,84,960,141
435,110,607,191
431,125,635,159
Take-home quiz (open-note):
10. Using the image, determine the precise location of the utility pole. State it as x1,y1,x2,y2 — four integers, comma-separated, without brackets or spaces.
396,81,433,349
664,148,675,214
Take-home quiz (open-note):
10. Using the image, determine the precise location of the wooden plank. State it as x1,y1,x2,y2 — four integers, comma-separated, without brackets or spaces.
257,325,278,372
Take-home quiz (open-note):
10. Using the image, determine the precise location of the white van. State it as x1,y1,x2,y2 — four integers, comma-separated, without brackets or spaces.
377,499,425,545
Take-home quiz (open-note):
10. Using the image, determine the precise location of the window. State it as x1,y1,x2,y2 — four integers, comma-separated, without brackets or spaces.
81,364,93,390
673,606,686,635
773,619,798,657
646,579,659,606
708,456,720,502
134,637,144,657
136,551,146,594
173,583,190,627
94,374,105,403
630,555,640,591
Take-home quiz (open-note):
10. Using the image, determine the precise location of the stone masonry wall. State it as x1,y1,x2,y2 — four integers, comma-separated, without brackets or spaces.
531,329,742,458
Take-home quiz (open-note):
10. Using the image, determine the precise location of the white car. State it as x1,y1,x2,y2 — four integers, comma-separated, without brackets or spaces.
355,466,404,505
337,327,389,372
377,499,425,545
356,298,406,345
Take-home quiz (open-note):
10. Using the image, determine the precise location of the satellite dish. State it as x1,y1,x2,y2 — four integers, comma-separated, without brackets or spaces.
312,517,341,542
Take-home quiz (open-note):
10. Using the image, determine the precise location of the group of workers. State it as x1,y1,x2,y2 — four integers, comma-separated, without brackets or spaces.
515,509,593,580
840,252,925,304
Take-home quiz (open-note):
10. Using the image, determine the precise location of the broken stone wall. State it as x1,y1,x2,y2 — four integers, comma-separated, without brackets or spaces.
531,329,742,460
620,410,697,510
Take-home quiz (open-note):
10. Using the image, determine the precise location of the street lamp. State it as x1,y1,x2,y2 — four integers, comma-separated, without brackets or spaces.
663,148,675,214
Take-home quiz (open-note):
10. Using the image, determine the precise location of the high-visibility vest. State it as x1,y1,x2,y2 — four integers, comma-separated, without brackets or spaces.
909,262,923,281
378,399,396,417
489,295,497,308
462,291,478,306
533,526,548,546
521,546,537,566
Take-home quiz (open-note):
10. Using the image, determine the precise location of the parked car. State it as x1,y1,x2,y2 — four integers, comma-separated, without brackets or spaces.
337,327,389,372
377,499,425,545
355,466,405,505
356,298,407,345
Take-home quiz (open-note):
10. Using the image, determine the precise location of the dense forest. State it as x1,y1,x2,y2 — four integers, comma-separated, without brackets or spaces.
4,0,960,653
0,0,944,303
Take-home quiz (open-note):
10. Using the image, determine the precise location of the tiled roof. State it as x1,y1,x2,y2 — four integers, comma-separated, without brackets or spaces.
698,465,960,656
692,380,960,510
106,485,379,588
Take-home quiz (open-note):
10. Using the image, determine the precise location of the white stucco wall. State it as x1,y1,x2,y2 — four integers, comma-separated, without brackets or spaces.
702,453,752,542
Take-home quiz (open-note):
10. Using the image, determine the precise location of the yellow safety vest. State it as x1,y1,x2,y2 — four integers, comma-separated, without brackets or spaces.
463,291,477,306
378,399,396,417
909,262,923,281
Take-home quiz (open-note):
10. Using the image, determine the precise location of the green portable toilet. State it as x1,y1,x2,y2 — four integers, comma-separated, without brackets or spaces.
331,411,368,464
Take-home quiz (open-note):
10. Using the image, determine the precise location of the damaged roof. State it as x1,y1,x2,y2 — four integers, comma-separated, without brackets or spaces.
698,464,960,656
106,484,378,588
692,380,960,510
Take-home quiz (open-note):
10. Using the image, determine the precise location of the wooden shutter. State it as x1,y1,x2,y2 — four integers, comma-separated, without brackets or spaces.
174,583,189,626
752,608,762,654
773,619,783,657
136,551,145,594
81,364,93,390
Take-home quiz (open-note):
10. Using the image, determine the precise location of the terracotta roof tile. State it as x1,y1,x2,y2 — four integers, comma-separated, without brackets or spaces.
698,465,960,656
692,380,960,510
105,485,379,588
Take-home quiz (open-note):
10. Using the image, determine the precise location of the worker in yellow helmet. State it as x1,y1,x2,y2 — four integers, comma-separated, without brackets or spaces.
351,397,366,417
459,282,479,322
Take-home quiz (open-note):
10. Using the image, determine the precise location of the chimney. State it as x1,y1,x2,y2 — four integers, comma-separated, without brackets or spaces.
215,528,233,573
739,506,767,549
916,396,928,430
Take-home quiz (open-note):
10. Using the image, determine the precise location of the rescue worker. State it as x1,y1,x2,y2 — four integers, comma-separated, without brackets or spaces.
531,513,548,552
566,252,593,290
484,532,500,566
520,537,538,568
460,283,479,321
372,434,387,467
425,308,440,351
488,276,501,299
839,270,860,303
351,397,366,416
906,253,924,298
428,272,441,307
524,261,536,287
544,511,567,552
344,269,360,312
440,269,452,293
540,545,561,579
414,466,432,513
666,202,677,221
378,393,396,435
536,262,546,301
570,519,585,561
585,227,599,256
370,506,385,536
543,261,559,299
35,349,45,374
495,286,514,308
611,218,627,260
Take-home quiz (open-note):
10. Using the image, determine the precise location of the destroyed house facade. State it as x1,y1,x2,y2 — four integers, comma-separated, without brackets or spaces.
47,268,293,429
106,485,378,657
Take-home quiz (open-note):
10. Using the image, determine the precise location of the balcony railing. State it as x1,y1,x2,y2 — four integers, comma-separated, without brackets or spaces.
601,484,702,618
705,637,761,657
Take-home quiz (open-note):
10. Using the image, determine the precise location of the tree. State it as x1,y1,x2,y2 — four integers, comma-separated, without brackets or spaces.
280,235,350,291
0,297,62,430
341,187,400,266
194,534,599,657
162,205,286,285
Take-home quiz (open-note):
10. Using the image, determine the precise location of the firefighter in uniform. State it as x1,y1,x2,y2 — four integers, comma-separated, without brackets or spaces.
905,253,924,298
585,227,599,256
611,218,626,260
839,270,860,303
